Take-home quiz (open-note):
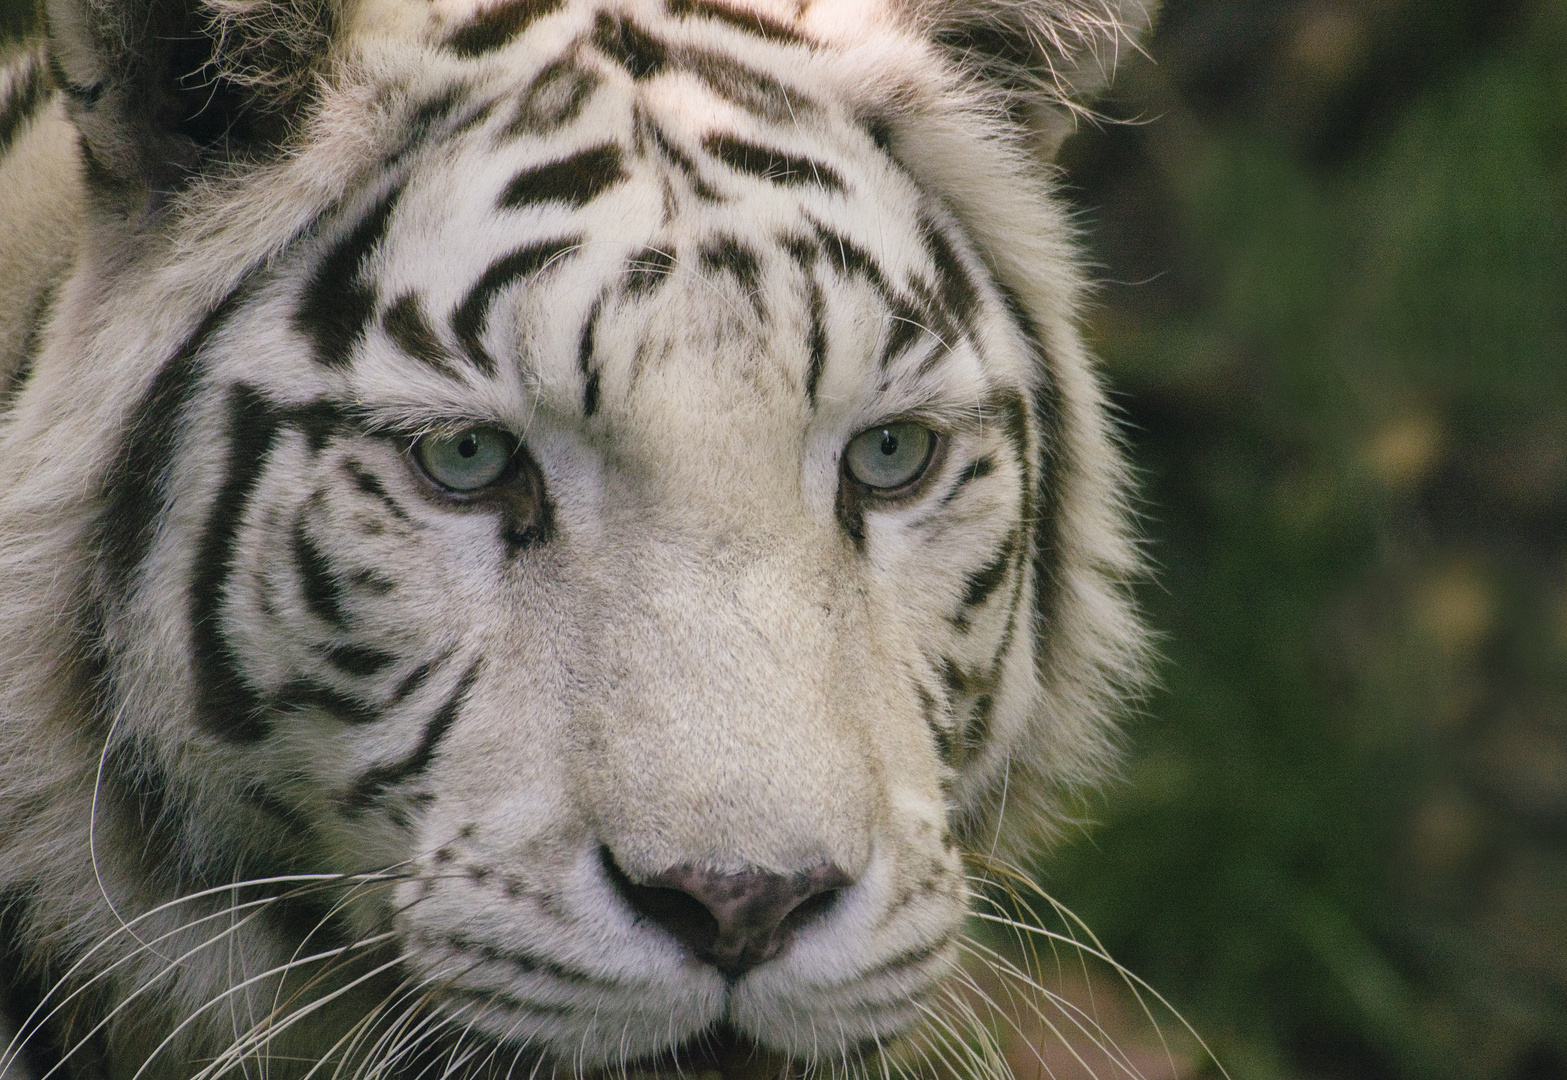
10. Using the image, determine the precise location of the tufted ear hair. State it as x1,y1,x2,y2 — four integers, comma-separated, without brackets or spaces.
900,0,1156,156
44,0,335,205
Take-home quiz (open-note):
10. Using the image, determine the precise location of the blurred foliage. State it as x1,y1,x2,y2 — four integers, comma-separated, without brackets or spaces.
3,0,1565,1077
0,0,30,42
1046,1,1567,1078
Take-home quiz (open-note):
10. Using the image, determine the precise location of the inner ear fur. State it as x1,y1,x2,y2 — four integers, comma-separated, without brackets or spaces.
900,0,1156,156
45,0,335,202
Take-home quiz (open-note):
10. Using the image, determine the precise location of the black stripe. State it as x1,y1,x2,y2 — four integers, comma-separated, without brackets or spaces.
683,50,808,124
995,287,1059,643
389,657,440,706
916,684,952,766
274,680,381,726
940,657,970,698
446,0,567,56
324,643,397,677
295,187,404,369
282,399,349,452
579,299,603,417
781,231,818,273
442,929,615,987
499,144,626,211
344,460,412,521
942,455,994,506
624,246,677,298
647,121,723,201
702,133,843,190
96,287,253,608
881,296,931,369
503,58,600,138
666,0,809,44
349,568,398,595
190,384,283,742
810,220,897,302
805,275,827,405
346,661,481,812
383,294,461,378
293,512,349,627
864,116,895,154
381,85,479,171
967,694,995,751
698,235,764,319
593,13,669,80
962,533,1016,610
1,890,97,1080
918,215,980,330
452,237,581,376
858,931,958,980
0,57,45,159
0,280,57,414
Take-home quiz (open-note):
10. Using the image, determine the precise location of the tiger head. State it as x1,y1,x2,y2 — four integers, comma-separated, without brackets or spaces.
0,0,1151,1076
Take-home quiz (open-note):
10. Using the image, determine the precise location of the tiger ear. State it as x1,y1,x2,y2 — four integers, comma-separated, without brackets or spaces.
44,0,334,205
903,0,1156,157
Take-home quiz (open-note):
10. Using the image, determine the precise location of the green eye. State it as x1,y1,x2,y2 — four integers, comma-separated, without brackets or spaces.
413,426,516,492
843,422,937,492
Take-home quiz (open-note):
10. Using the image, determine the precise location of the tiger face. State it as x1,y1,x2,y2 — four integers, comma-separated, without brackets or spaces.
0,1,1151,1077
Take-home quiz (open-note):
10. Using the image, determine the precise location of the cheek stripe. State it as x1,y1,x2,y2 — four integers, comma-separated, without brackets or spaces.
190,384,285,743
344,660,480,813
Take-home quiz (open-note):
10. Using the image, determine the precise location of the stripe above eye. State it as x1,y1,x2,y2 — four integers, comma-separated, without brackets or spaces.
499,145,627,211
452,237,583,375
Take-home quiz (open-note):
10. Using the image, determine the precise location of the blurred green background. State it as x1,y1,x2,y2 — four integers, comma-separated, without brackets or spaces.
1042,1,1567,1078
4,0,1564,1077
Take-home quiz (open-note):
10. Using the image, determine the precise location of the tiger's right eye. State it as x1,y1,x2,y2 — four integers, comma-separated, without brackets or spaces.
413,427,516,493
843,422,938,493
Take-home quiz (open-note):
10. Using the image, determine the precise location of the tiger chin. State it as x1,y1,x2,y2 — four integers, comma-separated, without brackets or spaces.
0,0,1152,1077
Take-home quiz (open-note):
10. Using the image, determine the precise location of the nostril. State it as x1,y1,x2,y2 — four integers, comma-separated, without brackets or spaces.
600,846,851,980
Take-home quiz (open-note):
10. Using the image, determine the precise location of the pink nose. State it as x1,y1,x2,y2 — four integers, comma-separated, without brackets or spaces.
602,848,852,979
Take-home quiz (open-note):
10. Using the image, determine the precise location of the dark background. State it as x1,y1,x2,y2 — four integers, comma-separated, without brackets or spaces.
4,1,1565,1078
1042,2,1567,1078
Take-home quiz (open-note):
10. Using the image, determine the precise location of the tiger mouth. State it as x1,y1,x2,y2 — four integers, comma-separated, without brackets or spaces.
611,1025,823,1080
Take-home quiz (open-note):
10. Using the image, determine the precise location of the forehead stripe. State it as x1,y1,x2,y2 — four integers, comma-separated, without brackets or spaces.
622,247,678,299
697,236,764,318
446,0,567,57
805,275,827,405
383,295,463,379
499,144,627,211
666,0,810,44
452,237,582,376
702,133,843,191
594,13,669,80
296,186,404,369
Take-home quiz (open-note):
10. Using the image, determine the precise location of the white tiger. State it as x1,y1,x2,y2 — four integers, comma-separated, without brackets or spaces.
0,0,1152,1077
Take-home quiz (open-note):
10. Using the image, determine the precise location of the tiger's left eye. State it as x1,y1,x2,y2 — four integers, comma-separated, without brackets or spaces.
843,422,938,492
413,427,516,492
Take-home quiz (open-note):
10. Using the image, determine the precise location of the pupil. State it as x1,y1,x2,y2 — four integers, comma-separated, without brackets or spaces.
459,434,479,458
880,432,899,457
